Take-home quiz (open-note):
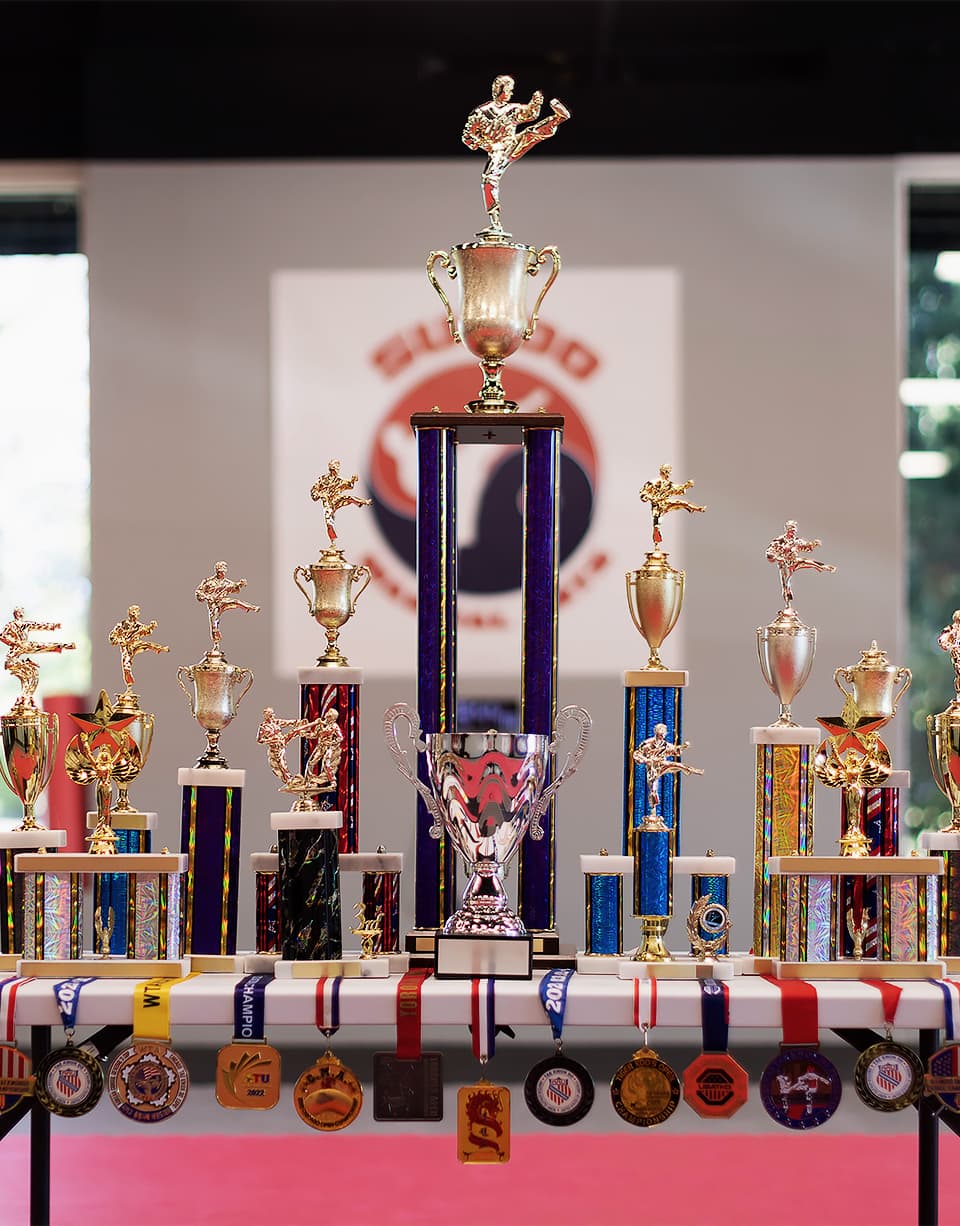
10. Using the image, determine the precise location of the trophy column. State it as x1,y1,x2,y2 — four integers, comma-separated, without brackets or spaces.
299,666,362,852
179,767,245,960
89,811,154,956
0,829,66,968
623,672,686,853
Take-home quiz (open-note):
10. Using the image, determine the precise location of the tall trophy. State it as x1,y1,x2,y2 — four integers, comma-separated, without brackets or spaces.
385,703,590,977
177,563,258,965
0,608,72,961
427,75,567,414
922,611,960,961
751,521,834,960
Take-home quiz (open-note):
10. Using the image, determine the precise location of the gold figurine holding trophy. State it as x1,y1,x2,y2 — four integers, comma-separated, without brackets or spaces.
293,460,372,667
257,705,343,811
928,610,960,833
427,75,567,414
64,691,140,854
0,607,75,830
108,605,169,813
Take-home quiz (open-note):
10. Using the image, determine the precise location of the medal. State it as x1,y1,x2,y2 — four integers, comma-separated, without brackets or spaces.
760,977,841,1129
33,978,104,1118
523,968,593,1127
294,976,363,1130
926,979,960,1112
683,978,748,1119
458,978,510,1163
216,973,281,1110
107,975,192,1123
0,976,34,1114
374,968,443,1122
610,979,680,1128
853,980,922,1112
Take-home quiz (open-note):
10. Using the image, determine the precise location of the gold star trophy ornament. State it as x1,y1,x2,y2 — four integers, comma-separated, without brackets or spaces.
64,691,141,854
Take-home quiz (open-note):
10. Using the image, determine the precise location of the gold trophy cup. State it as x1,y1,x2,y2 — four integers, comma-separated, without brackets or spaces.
928,610,960,832
108,604,169,813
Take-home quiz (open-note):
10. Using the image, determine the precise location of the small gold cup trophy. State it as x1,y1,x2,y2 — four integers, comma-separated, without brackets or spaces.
293,460,372,668
427,74,567,413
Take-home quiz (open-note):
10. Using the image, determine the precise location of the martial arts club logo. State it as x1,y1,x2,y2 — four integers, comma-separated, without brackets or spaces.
364,316,604,617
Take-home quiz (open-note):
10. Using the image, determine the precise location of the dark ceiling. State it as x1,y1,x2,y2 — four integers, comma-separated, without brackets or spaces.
1,0,958,160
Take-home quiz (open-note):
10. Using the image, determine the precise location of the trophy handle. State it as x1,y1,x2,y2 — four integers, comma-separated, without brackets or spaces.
235,668,255,707
523,245,561,341
383,702,444,838
927,714,948,798
833,666,853,702
176,665,197,717
893,667,912,712
293,565,314,608
528,704,592,840
426,250,461,344
349,564,372,613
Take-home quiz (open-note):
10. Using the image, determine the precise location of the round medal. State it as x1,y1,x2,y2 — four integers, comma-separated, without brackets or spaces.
107,1041,190,1124
683,1051,749,1119
925,1042,960,1113
854,1041,923,1112
760,1048,841,1129
523,1054,594,1127
610,1049,680,1128
0,1046,33,1115
216,1041,282,1110
293,1050,363,1131
34,1045,104,1117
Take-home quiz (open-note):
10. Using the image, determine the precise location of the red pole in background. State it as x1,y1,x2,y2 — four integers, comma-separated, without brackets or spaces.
42,694,88,851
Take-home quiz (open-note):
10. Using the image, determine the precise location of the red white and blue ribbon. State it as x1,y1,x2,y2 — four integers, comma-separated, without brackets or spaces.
315,976,342,1039
471,978,496,1062
934,979,960,1041
0,976,33,1044
633,978,657,1035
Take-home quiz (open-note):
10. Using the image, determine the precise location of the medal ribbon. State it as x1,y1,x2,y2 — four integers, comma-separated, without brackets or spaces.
863,979,902,1031
933,979,960,1040
538,968,574,1047
471,978,495,1062
633,978,657,1034
132,974,195,1042
315,976,342,1039
233,974,272,1042
52,977,96,1036
396,968,432,1060
763,975,819,1046
0,976,33,1042
699,978,730,1053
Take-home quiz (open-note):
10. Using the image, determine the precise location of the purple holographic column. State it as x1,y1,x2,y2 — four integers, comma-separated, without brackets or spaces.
179,767,244,955
518,424,561,932
414,423,458,930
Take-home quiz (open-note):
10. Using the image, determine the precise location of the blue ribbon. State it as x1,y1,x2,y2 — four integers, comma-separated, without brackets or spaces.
233,973,272,1040
538,968,574,1047
699,978,728,1053
934,979,959,1041
52,977,96,1035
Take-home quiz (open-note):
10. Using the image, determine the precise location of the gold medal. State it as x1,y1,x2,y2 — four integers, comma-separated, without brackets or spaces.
216,1041,282,1110
108,1040,189,1123
610,1048,680,1127
457,1079,510,1163
293,1050,362,1131
0,1046,34,1114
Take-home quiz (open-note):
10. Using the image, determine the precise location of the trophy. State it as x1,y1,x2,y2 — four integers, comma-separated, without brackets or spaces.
177,562,257,768
757,520,836,727
107,604,169,812
384,703,590,938
426,75,568,414
293,460,372,668
0,607,75,830
928,610,960,833
626,465,705,671
63,690,140,854
257,705,342,811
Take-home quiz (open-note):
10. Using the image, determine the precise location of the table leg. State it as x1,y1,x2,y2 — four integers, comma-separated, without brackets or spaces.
30,1025,50,1226
918,1028,939,1226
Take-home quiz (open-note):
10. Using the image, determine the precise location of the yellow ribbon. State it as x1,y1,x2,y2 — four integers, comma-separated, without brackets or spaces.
132,974,197,1042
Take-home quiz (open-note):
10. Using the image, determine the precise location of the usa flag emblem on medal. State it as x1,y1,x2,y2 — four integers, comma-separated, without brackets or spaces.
925,1042,960,1113
854,1041,922,1112
34,1046,104,1118
524,1054,594,1127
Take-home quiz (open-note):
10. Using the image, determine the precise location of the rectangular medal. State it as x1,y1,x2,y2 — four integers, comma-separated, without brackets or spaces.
457,1081,510,1163
373,1052,443,1121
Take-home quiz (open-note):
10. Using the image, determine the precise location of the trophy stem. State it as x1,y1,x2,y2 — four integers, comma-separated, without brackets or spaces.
317,629,348,668
13,805,42,833
443,856,528,936
633,916,671,962
197,731,228,770
113,784,135,814
773,702,797,728
467,359,518,415
87,820,118,855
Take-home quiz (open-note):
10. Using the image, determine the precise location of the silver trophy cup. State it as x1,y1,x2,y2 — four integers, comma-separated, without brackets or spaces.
384,703,590,935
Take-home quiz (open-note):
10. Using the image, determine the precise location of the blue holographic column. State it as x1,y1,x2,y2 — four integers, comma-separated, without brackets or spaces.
623,677,684,855
585,873,623,956
179,767,244,955
689,872,730,956
518,424,561,933
413,423,457,931
93,818,151,955
633,827,673,919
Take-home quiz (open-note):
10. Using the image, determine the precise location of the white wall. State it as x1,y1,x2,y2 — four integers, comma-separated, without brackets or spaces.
83,158,900,949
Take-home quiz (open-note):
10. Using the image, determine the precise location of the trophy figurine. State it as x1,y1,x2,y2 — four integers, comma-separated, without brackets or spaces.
757,520,836,727
631,725,703,961
177,562,257,768
108,604,169,812
64,691,140,854
293,461,372,668
0,607,75,830
815,707,892,857
426,74,567,413
258,705,343,812
626,465,705,671
928,610,960,833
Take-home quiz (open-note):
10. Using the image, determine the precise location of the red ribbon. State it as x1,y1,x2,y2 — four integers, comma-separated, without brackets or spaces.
863,979,902,1028
633,977,658,1032
396,968,432,1060
763,975,819,1046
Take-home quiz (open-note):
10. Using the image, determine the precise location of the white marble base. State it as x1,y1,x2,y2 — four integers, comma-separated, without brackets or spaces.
579,854,632,875
623,669,688,688
270,811,343,831
750,726,820,746
618,956,737,980
920,831,960,852
86,811,157,831
298,666,364,686
243,952,281,973
674,855,736,875
340,851,403,873
576,954,625,975
0,829,66,849
733,955,774,976
274,956,390,978
178,767,246,788
250,852,279,873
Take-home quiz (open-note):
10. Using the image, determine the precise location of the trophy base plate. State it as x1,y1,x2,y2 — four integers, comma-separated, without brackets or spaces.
410,411,565,447
617,955,738,981
0,954,20,971
435,933,533,980
532,945,577,970
19,957,190,978
770,959,947,981
576,953,626,975
243,952,281,973
734,954,775,975
188,954,247,974
944,956,960,974
274,956,391,979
